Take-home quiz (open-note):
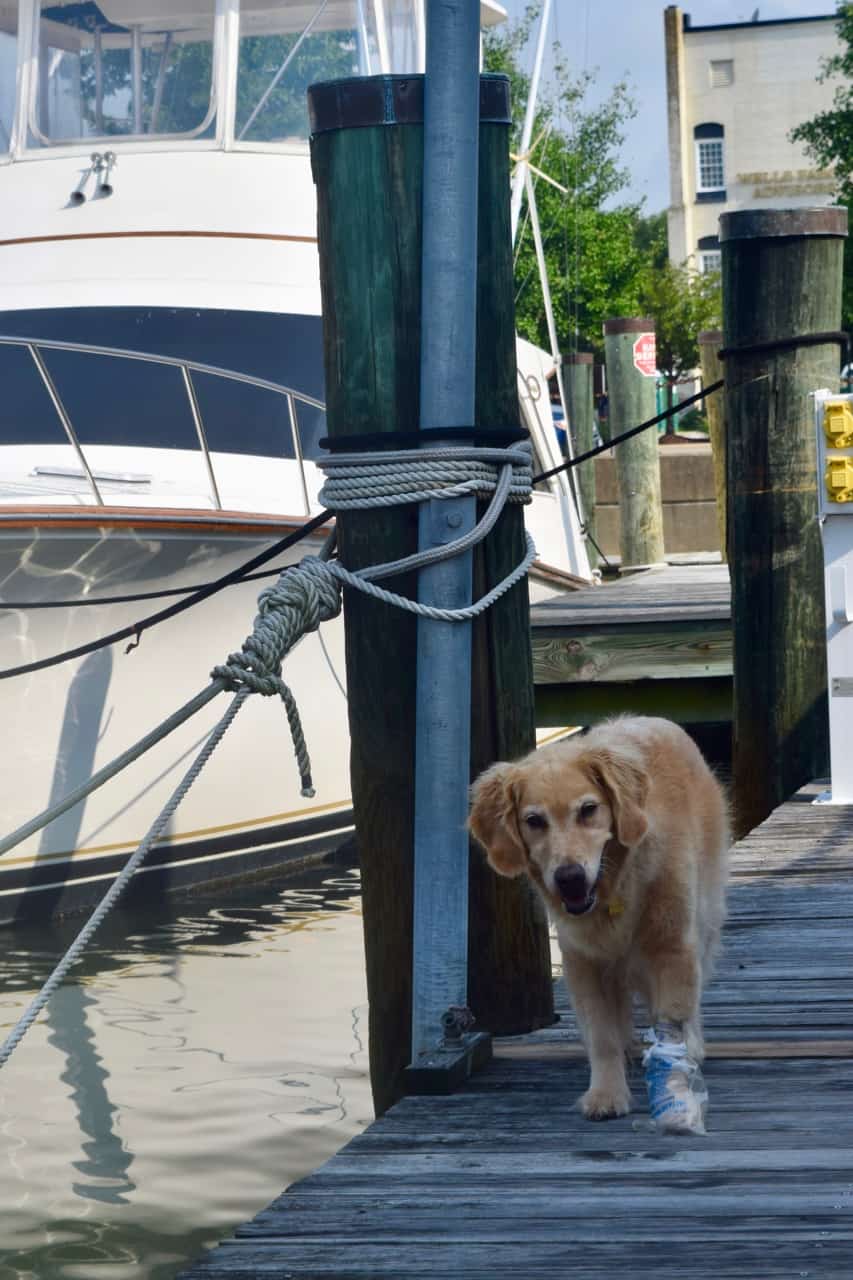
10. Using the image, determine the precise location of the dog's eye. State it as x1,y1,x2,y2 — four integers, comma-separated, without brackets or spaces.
524,813,547,830
579,802,598,821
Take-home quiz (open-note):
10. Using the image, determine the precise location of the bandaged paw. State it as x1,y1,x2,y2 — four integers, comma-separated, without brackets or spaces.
642,1024,708,1135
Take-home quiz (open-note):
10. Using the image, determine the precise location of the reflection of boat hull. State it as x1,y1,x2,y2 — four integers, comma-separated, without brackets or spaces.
0,509,353,925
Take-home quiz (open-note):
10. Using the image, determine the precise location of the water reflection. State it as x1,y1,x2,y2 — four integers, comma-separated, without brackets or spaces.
0,864,369,1280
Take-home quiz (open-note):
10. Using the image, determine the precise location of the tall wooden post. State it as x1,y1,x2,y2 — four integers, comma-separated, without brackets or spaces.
564,352,596,551
309,75,553,1116
721,206,847,837
603,317,665,570
698,329,727,562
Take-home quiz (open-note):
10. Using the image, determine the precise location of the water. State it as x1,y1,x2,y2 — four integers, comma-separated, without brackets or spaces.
0,865,371,1280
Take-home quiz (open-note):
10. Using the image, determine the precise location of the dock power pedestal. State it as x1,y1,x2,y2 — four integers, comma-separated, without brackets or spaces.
815,390,853,804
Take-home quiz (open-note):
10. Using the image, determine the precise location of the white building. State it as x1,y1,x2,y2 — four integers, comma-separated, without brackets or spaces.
664,6,842,270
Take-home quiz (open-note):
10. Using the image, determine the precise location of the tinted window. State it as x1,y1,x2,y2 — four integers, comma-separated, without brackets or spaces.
0,307,326,457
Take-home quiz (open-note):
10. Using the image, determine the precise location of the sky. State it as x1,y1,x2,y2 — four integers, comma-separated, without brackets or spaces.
499,0,839,213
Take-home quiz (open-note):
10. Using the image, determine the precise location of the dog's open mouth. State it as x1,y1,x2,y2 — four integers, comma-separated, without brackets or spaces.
559,887,597,916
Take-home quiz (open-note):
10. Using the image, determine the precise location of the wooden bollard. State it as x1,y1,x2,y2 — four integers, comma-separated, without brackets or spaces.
564,352,596,551
697,329,727,562
309,75,553,1115
721,206,847,837
602,318,665,569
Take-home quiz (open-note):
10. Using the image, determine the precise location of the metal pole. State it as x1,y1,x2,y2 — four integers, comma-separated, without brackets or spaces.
94,27,104,133
180,366,223,510
28,345,104,505
131,26,143,134
410,0,480,1064
509,0,552,245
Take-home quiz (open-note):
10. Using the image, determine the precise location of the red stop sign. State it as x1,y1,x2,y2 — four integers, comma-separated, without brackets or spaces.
632,333,657,377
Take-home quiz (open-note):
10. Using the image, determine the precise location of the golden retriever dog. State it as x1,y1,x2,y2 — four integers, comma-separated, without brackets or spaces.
469,716,729,1120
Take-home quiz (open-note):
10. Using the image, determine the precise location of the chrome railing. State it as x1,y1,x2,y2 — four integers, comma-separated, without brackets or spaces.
0,335,326,512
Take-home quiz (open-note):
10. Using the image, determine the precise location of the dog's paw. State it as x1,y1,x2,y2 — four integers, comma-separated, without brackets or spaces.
579,1085,632,1120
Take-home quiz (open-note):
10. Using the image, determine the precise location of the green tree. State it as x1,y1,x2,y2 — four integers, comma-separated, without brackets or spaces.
790,1,853,329
639,260,721,431
484,7,649,358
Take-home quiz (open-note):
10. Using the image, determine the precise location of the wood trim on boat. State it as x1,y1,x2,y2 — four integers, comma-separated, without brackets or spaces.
0,229,317,250
0,504,326,535
0,799,353,870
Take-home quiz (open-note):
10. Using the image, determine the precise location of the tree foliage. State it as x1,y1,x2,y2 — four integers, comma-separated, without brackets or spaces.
484,7,648,358
484,5,717,380
639,260,721,423
790,2,853,328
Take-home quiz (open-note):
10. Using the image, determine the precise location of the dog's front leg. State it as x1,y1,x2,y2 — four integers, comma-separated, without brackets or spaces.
563,950,632,1119
647,945,703,1061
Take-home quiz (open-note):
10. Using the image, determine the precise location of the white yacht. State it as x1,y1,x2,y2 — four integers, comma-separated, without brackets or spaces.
0,0,588,923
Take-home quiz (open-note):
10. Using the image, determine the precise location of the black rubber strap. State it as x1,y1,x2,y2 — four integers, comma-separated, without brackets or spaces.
719,330,849,360
319,426,529,452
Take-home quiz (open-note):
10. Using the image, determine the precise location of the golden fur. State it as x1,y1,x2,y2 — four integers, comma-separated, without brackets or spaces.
468,716,729,1119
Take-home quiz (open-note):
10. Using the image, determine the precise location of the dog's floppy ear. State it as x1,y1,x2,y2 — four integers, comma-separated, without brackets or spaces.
584,747,649,847
468,763,527,878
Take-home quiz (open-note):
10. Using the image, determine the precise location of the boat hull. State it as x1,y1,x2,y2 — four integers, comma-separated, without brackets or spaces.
0,514,354,924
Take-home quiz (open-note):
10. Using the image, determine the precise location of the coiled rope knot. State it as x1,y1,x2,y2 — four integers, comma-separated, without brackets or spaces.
211,557,342,796
211,443,535,799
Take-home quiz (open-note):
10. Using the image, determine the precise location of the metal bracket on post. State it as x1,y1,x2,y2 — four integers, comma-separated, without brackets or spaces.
404,1007,492,1095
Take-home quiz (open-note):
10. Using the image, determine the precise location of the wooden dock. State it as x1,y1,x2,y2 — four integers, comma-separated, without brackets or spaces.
531,561,731,728
180,782,853,1278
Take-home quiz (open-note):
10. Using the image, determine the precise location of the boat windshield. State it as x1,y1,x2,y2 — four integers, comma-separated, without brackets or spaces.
236,0,422,143
8,0,425,150
31,0,218,144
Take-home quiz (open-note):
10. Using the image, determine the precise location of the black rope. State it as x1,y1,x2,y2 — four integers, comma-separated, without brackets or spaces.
1,559,312,611
531,379,725,486
0,510,333,681
319,425,529,452
718,330,849,361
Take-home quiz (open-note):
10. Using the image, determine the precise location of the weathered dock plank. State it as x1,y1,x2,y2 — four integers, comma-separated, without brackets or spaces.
531,562,732,726
179,785,853,1279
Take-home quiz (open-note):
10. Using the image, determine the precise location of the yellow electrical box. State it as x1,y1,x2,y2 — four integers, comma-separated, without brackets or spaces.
824,400,853,449
826,456,853,503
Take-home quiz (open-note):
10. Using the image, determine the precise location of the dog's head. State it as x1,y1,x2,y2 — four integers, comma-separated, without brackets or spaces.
468,740,649,918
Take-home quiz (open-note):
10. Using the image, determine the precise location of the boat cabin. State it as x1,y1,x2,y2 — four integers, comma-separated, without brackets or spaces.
0,0,504,157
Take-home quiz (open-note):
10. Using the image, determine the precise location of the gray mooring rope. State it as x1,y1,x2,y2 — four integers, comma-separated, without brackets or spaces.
0,689,249,1069
0,440,532,1066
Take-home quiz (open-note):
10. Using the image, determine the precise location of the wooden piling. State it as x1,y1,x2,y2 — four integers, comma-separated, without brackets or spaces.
564,352,596,551
721,206,847,837
309,75,553,1115
602,318,665,569
698,329,727,561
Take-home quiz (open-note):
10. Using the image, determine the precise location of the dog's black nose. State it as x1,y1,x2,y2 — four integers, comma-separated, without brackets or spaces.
554,863,588,898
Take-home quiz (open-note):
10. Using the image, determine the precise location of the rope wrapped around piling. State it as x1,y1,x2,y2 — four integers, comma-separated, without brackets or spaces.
212,442,535,795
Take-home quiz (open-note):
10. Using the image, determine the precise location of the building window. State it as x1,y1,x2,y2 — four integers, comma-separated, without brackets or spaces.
697,139,724,191
710,59,734,88
699,251,722,274
694,123,725,199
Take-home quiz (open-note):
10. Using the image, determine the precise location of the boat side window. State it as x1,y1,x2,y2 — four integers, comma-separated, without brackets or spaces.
0,3,16,153
236,0,366,145
235,0,422,144
31,0,217,145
